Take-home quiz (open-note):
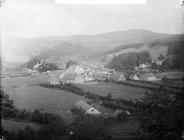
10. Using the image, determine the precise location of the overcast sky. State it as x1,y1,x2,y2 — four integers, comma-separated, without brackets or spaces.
1,0,183,38
0,0,183,63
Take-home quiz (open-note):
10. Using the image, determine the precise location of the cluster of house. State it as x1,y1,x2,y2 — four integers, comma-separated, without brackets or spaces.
49,65,88,84
49,63,126,85
129,72,160,81
135,58,165,72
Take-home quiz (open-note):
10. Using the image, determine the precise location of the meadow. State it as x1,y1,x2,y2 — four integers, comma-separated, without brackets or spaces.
1,74,89,123
75,82,146,100
1,73,147,123
2,119,40,133
156,71,184,80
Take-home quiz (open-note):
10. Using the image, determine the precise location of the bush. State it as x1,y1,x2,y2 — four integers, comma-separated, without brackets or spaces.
71,113,107,140
116,112,128,122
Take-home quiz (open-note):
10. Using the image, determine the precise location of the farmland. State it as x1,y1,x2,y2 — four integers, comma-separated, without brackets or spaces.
75,82,146,100
2,119,41,133
1,73,147,122
1,74,89,123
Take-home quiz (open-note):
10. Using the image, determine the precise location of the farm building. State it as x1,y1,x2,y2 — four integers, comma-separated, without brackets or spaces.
129,74,140,80
113,72,126,81
67,65,85,74
75,100,101,115
61,72,85,84
140,73,157,81
49,70,64,85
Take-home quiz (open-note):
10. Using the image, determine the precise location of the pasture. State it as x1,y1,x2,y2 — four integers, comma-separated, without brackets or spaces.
1,74,89,123
75,82,146,100
1,73,146,123
2,119,40,133
156,71,184,80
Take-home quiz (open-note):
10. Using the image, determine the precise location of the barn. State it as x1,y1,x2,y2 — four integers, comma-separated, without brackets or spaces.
75,100,101,115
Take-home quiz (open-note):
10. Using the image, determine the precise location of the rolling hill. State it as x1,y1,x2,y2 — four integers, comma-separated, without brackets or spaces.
48,29,173,52
2,29,184,67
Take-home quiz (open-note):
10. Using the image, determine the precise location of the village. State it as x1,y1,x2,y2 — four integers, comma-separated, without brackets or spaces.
21,57,165,117
46,58,164,85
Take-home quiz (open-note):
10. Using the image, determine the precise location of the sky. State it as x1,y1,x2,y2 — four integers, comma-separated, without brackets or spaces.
1,0,183,38
0,0,184,63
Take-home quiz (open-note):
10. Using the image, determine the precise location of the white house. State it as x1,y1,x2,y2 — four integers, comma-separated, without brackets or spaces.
75,65,85,74
75,100,101,115
67,65,85,74
33,62,42,70
140,73,157,81
130,74,140,80
49,70,64,85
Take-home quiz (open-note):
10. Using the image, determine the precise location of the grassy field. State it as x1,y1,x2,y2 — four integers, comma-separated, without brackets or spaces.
75,82,146,100
2,119,40,133
1,73,144,139
1,73,146,123
1,74,89,123
156,71,184,80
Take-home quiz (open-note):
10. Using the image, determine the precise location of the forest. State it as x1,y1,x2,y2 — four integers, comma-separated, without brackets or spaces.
108,51,151,71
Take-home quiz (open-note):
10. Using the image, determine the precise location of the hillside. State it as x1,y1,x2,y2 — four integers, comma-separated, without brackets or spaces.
2,29,183,67
36,41,88,62
101,33,184,62
53,29,173,52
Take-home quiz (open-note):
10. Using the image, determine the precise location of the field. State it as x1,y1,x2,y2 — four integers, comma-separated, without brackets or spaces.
1,73,89,123
1,73,146,123
75,82,146,100
156,71,184,80
2,119,40,133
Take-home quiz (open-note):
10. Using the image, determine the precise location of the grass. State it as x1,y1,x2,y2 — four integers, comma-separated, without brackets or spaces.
1,74,90,123
157,71,184,80
74,82,146,100
107,118,139,140
2,119,41,133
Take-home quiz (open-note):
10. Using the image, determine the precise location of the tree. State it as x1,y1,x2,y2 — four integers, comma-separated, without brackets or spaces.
66,61,78,69
1,89,16,118
26,57,40,69
71,114,107,140
151,62,159,69
106,93,112,99
157,54,165,61
135,83,184,140
108,51,151,72
36,62,59,72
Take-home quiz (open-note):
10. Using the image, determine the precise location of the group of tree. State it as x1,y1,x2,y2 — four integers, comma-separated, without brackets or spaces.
106,43,144,54
151,39,184,70
134,81,184,140
66,60,78,69
70,113,107,140
150,54,166,70
23,56,59,72
108,51,151,71
36,62,59,72
161,42,184,69
24,57,41,70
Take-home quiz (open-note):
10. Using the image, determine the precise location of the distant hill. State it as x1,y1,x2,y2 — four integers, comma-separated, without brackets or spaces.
2,29,183,66
36,41,86,61
53,29,173,52
100,33,184,62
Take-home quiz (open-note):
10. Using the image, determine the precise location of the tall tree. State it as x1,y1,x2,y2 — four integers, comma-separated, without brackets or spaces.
135,83,184,140
66,60,78,69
